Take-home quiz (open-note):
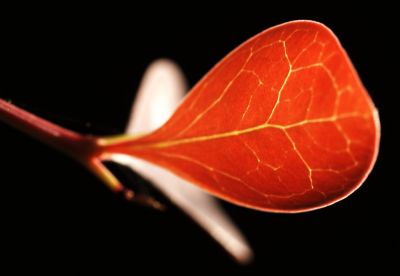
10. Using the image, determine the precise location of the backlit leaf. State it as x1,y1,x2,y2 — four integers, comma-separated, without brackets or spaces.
102,21,380,212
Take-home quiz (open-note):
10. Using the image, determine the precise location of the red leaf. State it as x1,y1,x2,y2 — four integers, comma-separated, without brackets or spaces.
1,20,378,213
103,21,380,212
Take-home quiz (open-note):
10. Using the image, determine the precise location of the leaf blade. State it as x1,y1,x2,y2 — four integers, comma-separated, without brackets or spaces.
104,21,380,212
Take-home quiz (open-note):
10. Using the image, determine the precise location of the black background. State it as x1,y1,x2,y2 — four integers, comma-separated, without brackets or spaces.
1,3,397,273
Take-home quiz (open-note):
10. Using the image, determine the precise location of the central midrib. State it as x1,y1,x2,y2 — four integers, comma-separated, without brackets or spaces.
129,113,361,149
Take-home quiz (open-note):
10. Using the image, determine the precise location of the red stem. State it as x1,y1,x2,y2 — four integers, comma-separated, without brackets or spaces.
0,98,125,192
0,99,95,159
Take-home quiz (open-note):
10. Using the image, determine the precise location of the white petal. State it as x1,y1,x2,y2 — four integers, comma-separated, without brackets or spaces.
110,154,253,264
114,59,253,263
125,59,186,133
